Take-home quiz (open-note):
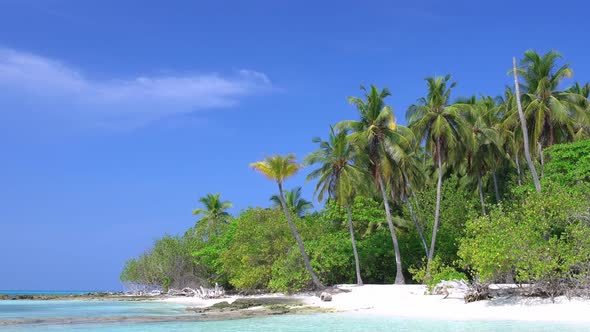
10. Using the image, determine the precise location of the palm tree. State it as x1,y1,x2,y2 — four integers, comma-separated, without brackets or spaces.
516,50,588,147
497,87,525,186
337,85,408,284
270,187,313,217
567,82,590,140
192,193,232,241
512,56,542,193
306,126,365,285
381,127,429,257
250,154,323,289
407,75,470,266
463,97,503,213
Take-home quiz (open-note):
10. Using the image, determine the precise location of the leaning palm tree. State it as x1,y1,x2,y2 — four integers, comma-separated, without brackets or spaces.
407,75,470,267
497,87,525,186
306,126,365,285
337,85,409,284
192,193,232,241
270,187,313,218
512,57,542,193
250,154,323,289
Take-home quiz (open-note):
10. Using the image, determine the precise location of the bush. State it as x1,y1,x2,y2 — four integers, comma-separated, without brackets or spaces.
458,183,590,298
269,248,311,293
219,208,294,290
545,139,590,186
120,234,208,291
414,176,478,265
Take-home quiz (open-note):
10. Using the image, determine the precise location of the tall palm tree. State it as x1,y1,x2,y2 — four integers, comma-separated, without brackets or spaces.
270,187,313,218
567,82,590,140
192,193,232,241
381,128,429,257
306,126,365,285
407,75,470,266
512,57,542,193
250,154,323,289
463,97,503,213
337,85,409,284
516,50,586,147
497,87,525,186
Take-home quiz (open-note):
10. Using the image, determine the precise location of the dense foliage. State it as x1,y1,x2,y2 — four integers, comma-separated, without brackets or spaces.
544,140,590,186
122,50,590,296
459,183,590,297
120,234,204,291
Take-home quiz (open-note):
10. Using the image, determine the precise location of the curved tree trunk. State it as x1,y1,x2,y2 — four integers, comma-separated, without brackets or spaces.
345,202,363,286
376,172,405,284
513,56,541,193
478,173,486,215
492,171,501,204
405,196,428,257
515,153,522,186
277,183,323,289
428,139,444,266
408,183,421,210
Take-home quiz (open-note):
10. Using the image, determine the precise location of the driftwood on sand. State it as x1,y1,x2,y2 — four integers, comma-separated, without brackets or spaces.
167,284,225,299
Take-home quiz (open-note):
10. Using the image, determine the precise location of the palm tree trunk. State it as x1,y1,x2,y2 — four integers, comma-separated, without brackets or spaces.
376,172,405,284
345,202,363,286
537,142,544,177
428,139,443,266
549,122,555,146
405,196,428,257
478,173,486,215
492,171,501,203
515,154,522,186
277,183,323,289
513,56,541,193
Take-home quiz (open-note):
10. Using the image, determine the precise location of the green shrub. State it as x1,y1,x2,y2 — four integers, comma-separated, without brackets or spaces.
458,183,590,297
220,208,294,290
545,139,590,186
268,248,311,293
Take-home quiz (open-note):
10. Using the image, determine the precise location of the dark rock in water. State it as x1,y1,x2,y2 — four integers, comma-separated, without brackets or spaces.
186,297,305,314
183,296,331,321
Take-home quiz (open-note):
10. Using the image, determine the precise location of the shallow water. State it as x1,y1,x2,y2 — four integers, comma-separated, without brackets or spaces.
0,291,94,296
0,300,188,320
1,300,589,331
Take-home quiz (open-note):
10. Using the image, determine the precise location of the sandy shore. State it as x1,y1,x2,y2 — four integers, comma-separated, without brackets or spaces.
159,284,590,323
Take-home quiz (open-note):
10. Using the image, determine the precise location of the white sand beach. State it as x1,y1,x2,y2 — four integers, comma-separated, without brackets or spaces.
160,284,590,323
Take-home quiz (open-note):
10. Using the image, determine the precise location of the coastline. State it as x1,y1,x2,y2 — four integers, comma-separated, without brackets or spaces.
4,285,590,324
159,284,590,323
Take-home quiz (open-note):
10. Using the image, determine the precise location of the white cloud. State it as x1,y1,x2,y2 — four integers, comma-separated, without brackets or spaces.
0,48,272,130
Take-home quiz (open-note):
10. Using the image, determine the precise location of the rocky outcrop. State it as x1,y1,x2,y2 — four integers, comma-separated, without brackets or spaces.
319,292,332,301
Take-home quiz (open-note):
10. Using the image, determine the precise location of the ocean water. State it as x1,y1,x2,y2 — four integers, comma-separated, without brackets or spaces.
1,300,589,332
0,291,95,296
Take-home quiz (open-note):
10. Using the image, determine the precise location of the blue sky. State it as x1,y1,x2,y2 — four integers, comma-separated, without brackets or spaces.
1,0,589,291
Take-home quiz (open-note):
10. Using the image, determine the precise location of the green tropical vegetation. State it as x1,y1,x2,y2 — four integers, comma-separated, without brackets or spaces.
121,50,590,297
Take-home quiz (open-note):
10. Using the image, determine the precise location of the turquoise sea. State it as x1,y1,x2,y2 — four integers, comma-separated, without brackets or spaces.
1,298,590,331
0,291,95,296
